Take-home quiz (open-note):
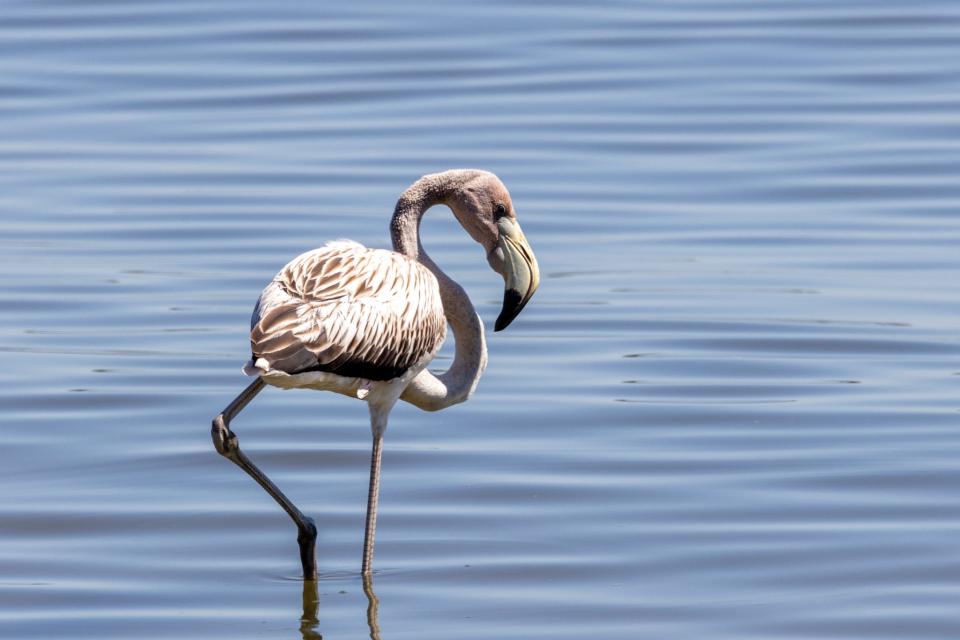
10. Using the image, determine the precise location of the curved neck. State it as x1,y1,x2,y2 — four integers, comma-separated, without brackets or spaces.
392,173,488,411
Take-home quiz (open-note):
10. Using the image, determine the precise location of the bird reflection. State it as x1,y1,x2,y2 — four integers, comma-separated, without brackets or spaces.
298,575,382,640
362,574,381,640
300,580,321,640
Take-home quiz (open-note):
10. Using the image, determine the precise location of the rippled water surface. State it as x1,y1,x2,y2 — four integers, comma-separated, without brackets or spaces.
3,1,960,638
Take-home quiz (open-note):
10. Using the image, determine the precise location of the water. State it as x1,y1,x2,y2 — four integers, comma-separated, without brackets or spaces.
2,1,960,637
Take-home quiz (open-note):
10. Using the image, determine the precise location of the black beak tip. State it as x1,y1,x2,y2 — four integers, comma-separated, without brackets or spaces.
495,288,525,332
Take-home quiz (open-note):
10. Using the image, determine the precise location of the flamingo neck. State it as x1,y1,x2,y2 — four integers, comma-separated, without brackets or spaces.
391,173,488,411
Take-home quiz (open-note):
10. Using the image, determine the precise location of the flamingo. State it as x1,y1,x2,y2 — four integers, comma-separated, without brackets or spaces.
211,169,540,579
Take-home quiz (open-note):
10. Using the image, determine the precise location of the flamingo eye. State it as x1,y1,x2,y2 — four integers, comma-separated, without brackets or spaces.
494,203,507,218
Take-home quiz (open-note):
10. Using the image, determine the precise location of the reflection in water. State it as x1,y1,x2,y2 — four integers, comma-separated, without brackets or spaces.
298,576,381,640
300,580,321,640
362,574,381,640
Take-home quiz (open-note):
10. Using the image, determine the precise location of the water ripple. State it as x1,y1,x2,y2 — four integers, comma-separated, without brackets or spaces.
2,1,960,639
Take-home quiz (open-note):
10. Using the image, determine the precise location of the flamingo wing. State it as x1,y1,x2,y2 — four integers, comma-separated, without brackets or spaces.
249,240,446,380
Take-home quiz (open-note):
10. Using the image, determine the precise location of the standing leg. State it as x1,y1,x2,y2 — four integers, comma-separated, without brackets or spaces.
360,433,384,575
212,378,318,581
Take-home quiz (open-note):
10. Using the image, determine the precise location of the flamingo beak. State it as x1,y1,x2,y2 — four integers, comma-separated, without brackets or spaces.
493,218,540,332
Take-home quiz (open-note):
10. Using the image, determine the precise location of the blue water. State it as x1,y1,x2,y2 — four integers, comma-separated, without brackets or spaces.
2,1,960,638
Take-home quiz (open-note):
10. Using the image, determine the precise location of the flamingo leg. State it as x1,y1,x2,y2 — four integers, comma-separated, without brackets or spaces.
361,433,384,575
211,378,318,581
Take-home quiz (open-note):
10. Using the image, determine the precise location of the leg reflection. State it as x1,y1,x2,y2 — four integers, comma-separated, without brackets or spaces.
362,574,381,640
298,574,381,640
300,579,321,640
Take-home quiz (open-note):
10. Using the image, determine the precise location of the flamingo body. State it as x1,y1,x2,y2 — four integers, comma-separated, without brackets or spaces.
212,170,539,579
245,240,446,402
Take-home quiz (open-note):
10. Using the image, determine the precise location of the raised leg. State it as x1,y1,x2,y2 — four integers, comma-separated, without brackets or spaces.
212,378,318,581
360,434,384,575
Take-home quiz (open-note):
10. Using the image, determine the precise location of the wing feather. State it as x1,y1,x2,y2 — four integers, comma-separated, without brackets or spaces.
249,240,446,381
